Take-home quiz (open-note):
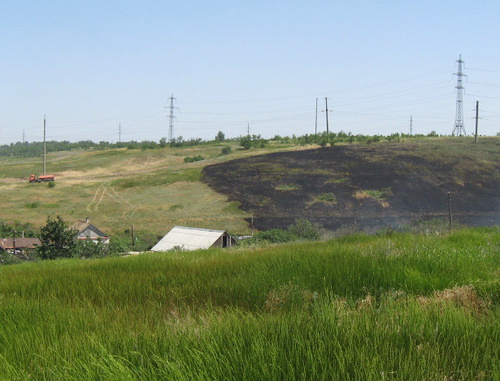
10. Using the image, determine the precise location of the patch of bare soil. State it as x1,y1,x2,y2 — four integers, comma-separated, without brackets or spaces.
202,144,500,231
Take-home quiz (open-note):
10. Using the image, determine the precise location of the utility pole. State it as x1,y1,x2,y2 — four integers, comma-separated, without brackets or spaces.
167,94,177,141
409,115,413,136
452,55,467,136
314,98,318,135
118,123,122,143
22,129,25,144
447,191,453,228
43,115,46,176
323,97,332,134
474,101,479,143
247,123,250,137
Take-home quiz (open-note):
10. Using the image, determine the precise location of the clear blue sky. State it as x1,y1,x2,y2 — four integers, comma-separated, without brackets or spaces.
1,0,499,145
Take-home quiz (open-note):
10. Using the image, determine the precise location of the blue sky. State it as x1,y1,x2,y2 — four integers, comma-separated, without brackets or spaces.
1,1,499,144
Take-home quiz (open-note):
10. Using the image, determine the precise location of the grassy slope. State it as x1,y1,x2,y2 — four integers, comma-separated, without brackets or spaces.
0,142,298,237
0,228,498,379
0,137,498,238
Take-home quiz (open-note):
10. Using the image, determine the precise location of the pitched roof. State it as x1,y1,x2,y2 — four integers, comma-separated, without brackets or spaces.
72,219,108,239
151,226,228,252
0,238,41,250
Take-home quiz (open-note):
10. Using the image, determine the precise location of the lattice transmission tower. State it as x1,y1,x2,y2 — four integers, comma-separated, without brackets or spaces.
452,55,467,136
167,94,177,141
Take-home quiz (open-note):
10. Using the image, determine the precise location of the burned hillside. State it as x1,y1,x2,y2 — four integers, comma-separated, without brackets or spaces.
202,142,500,231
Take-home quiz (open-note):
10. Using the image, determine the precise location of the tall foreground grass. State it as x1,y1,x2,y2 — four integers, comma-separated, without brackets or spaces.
0,228,498,380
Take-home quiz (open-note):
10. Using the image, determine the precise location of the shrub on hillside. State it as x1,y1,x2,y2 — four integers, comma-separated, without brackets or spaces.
254,228,296,243
288,218,321,240
74,238,111,259
245,218,321,245
240,137,252,150
221,146,232,155
184,155,205,163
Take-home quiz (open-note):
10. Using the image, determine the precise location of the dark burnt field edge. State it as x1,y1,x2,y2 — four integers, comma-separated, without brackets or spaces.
201,140,500,231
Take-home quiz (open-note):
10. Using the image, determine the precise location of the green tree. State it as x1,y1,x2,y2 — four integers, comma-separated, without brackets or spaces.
215,131,225,142
36,216,77,259
240,137,252,150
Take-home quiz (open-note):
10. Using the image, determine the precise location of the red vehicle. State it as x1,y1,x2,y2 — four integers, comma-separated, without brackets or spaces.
29,174,55,183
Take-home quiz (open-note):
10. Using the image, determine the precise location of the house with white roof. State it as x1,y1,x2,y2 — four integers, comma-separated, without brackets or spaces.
151,226,237,252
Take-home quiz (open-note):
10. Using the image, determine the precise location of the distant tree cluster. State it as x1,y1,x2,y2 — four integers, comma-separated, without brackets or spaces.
269,131,430,147
0,130,450,159
0,221,37,238
240,135,267,150
0,137,207,158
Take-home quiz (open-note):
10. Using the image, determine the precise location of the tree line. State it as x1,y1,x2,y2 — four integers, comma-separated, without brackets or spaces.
0,131,442,158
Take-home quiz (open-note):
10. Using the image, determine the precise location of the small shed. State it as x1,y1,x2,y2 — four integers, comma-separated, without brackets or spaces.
0,238,41,254
72,218,109,243
151,226,237,252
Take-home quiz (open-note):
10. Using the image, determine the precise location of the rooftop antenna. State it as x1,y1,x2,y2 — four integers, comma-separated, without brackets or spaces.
452,55,467,136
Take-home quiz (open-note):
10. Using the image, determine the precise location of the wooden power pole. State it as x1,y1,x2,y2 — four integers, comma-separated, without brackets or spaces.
474,101,479,143
43,116,46,175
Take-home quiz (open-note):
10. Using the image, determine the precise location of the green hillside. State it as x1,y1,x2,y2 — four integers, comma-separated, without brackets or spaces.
0,141,290,238
0,136,498,243
0,228,498,379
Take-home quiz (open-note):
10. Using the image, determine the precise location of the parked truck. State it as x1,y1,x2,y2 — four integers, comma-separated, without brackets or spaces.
29,174,55,183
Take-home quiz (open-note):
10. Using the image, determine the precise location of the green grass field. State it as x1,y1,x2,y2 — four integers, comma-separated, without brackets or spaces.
0,227,498,379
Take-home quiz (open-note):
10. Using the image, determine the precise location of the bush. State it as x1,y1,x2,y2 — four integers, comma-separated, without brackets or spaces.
74,238,111,259
288,218,321,240
0,252,22,265
254,229,296,243
0,221,37,238
221,146,232,155
184,155,204,163
246,218,321,245
240,137,252,150
317,193,336,202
